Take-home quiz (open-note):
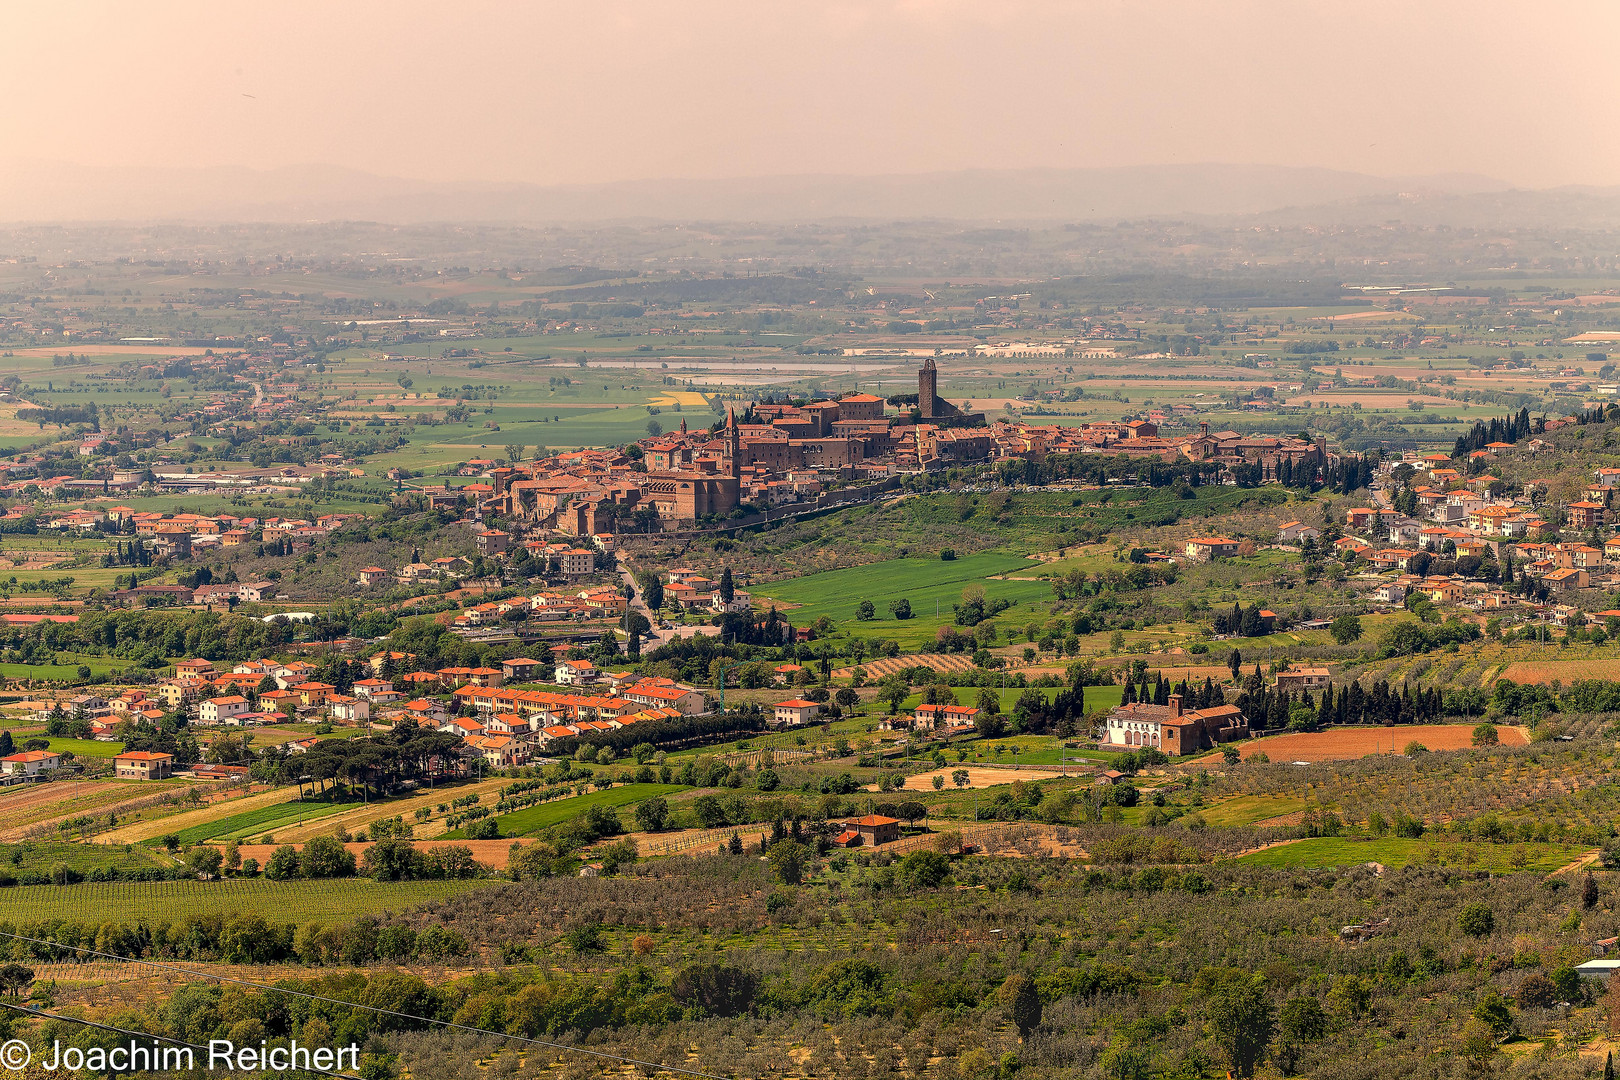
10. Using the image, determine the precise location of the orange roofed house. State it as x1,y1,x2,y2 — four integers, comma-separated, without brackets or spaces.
1567,501,1606,530
832,814,901,847
1184,536,1240,562
1102,695,1248,755
115,751,174,780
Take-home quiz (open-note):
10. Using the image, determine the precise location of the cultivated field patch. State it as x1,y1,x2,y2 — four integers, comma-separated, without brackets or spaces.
0,878,492,927
844,654,978,678
891,766,1069,791
1238,836,1582,873
227,838,539,871
1499,658,1620,685
1234,723,1527,763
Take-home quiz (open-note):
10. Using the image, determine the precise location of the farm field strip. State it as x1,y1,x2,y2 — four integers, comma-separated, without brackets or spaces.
1197,794,1310,827
176,800,359,845
1499,658,1620,685
267,777,517,844
1233,724,1528,763
441,783,687,839
96,786,310,845
890,766,1071,791
0,878,496,926
0,782,186,841
1237,836,1584,873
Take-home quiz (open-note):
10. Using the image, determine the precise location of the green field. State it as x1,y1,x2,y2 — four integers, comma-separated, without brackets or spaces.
951,732,1119,767
443,783,686,839
942,683,1123,716
168,798,362,846
1196,794,1309,827
0,841,168,875
755,552,1055,649
0,659,131,682
1237,836,1584,874
44,737,124,760
0,877,495,926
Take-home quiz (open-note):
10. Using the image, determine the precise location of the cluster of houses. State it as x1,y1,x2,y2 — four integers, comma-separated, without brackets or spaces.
1336,462,1620,594
45,506,363,564
428,562,750,636
361,538,611,592
877,702,982,733
0,747,175,782
1306,457,1620,623
443,665,708,768
42,652,722,775
996,419,1329,483
447,588,627,630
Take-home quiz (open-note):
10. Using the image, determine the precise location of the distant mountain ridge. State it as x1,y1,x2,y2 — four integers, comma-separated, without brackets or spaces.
1,159,1615,226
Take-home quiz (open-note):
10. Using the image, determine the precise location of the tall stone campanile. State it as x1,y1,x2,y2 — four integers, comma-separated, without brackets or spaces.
919,356,938,419
727,407,741,478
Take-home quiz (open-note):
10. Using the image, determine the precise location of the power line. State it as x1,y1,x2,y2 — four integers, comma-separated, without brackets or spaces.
0,931,737,1080
0,1001,363,1080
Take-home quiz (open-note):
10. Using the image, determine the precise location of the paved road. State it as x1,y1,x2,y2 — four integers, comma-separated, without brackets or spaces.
617,560,720,645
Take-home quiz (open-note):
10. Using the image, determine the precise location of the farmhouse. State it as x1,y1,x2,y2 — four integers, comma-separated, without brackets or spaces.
773,698,822,726
913,702,980,730
1274,667,1332,692
1102,695,1249,756
327,696,370,724
834,814,901,847
1184,536,1240,562
555,659,598,686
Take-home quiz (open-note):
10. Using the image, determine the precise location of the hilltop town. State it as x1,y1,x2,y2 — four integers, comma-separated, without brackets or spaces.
3,221,1620,1080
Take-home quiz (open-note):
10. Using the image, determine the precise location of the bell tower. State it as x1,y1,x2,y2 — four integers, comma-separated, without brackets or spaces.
919,356,938,419
727,407,741,478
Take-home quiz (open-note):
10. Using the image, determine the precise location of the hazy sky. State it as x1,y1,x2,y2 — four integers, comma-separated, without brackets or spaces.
4,0,1617,189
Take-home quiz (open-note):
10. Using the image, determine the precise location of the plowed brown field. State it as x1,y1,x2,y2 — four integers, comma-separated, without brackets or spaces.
228,838,540,870
1235,723,1527,762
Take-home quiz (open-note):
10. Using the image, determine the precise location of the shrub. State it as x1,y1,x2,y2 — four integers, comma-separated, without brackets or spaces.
1472,990,1514,1037
565,924,605,953
804,958,891,1019
899,850,950,890
1459,902,1495,937
298,835,356,879
264,845,300,881
1516,973,1557,1009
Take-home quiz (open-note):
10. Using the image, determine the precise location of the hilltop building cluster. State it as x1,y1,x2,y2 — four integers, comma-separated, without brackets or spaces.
414,362,1333,534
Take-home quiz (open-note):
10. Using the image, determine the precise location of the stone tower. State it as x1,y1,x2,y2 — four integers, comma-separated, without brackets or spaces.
727,407,741,478
919,356,938,419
